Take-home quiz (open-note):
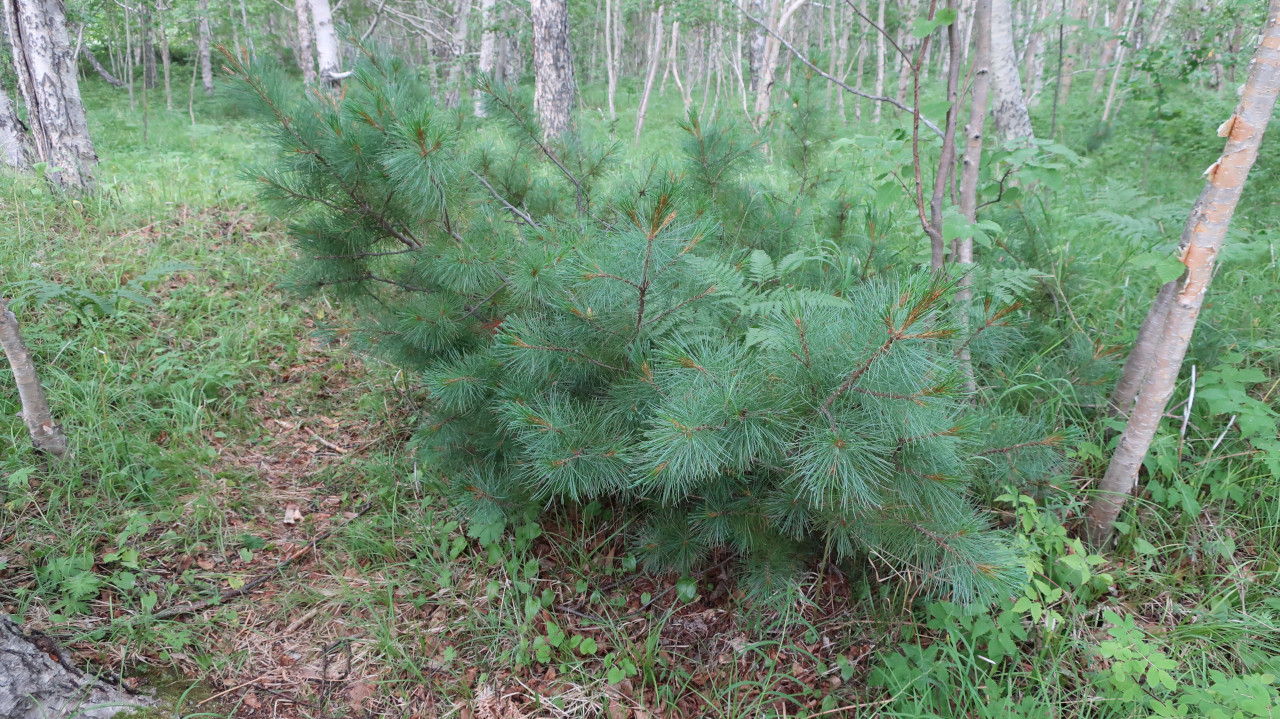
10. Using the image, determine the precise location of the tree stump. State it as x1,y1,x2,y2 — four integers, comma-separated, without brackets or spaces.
0,616,152,719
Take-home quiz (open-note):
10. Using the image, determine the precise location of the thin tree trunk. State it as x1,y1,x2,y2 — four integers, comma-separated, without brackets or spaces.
1092,0,1130,98
873,0,885,123
294,0,316,84
1101,0,1143,123
0,80,32,170
311,0,341,86
141,6,156,89
158,1,171,110
531,0,575,138
957,0,992,394
990,0,1034,141
634,4,664,140
602,0,616,120
670,21,691,112
198,0,213,95
0,299,67,456
238,0,255,59
748,0,765,92
476,0,496,115
444,0,471,107
3,0,97,191
1057,0,1088,103
1086,0,1280,547
929,1,963,271
753,0,805,127
78,44,124,87
125,6,135,108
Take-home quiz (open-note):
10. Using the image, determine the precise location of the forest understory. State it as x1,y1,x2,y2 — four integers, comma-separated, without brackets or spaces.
3,0,1280,716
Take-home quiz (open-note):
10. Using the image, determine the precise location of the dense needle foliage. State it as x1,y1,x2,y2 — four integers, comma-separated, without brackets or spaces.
227,50,1070,602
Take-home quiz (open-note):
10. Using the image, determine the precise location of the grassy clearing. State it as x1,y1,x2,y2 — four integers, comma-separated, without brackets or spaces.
2,77,1280,718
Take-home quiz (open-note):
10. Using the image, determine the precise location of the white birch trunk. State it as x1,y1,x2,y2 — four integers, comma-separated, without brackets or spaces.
444,0,471,108
198,0,213,95
3,0,97,191
0,81,32,170
475,0,496,116
531,0,575,138
310,0,341,86
294,0,316,85
989,0,1035,141
634,5,664,140
1087,0,1280,546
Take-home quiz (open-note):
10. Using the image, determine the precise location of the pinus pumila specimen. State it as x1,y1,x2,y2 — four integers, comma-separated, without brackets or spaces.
226,49,1069,602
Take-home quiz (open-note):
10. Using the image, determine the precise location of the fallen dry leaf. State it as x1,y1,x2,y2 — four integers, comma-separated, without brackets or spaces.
347,681,376,711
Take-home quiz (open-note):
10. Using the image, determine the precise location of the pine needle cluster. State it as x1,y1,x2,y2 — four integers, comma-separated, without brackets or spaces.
226,50,1070,603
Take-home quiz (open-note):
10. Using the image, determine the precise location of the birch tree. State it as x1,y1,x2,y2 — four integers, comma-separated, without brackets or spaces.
311,0,341,86
475,0,496,116
294,0,316,85
1085,0,1280,547
531,0,576,138
3,0,97,191
989,0,1034,141
0,81,31,170
198,0,213,95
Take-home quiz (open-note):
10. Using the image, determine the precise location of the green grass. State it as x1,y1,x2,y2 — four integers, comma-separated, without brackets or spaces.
2,73,1279,718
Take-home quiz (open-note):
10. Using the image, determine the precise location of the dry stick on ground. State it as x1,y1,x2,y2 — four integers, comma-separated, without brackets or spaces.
1084,0,1280,548
0,299,68,457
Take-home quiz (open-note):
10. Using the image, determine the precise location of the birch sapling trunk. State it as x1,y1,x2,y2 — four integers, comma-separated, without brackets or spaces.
1085,0,1280,548
531,0,576,139
1101,0,1143,123
873,0,885,122
444,0,472,108
0,80,32,170
294,0,316,85
956,0,992,394
4,0,98,191
158,2,172,110
141,7,156,89
989,0,1034,141
929,2,963,272
198,0,213,95
1056,0,1088,103
752,0,805,127
748,0,765,92
476,0,496,116
1093,0,1130,98
634,4,665,141
310,0,341,86
0,299,67,457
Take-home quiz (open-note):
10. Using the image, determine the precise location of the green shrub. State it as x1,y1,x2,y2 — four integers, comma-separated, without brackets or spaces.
227,50,1069,601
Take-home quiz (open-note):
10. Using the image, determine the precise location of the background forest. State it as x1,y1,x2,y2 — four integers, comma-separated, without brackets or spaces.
2,0,1280,717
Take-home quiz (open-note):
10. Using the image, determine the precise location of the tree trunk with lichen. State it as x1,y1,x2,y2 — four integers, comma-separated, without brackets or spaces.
1085,0,1280,547
0,615,151,719
3,0,97,191
531,0,575,138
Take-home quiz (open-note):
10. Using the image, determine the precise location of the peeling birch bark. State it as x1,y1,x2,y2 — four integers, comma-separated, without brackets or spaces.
0,616,151,719
3,0,98,191
1086,0,1280,547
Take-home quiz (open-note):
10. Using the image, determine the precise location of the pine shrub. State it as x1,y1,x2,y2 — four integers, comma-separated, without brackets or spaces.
227,50,1070,602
